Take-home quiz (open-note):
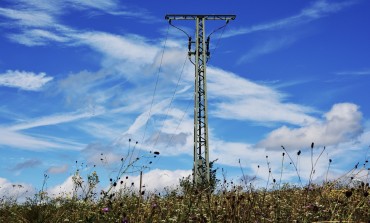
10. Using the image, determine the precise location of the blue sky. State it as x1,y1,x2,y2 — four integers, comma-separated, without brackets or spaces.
1,0,370,198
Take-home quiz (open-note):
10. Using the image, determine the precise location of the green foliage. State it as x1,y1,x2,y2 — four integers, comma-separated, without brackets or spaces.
1,144,369,222
1,181,369,222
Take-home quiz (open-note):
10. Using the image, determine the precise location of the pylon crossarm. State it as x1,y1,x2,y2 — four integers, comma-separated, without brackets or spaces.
165,15,236,20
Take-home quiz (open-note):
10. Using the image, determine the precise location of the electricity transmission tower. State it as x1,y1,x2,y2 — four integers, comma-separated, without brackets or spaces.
165,15,236,185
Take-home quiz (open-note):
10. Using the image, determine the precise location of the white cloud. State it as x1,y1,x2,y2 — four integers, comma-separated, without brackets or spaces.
113,169,191,192
208,67,317,126
258,103,363,150
73,32,158,76
0,70,53,91
10,159,42,171
0,128,63,150
0,7,56,27
47,176,75,198
9,109,104,131
335,69,370,76
8,29,70,46
47,164,68,174
81,143,123,165
124,99,171,135
224,0,356,38
67,0,119,11
0,127,83,151
0,177,35,202
237,36,296,63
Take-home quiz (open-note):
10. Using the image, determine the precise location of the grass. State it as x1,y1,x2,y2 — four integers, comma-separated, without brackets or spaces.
1,143,369,222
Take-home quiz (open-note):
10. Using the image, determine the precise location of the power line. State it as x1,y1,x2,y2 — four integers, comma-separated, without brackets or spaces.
209,20,230,63
152,55,188,148
141,24,170,144
164,98,192,149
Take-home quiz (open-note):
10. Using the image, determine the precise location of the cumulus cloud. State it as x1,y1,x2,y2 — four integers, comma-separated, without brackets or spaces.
47,176,75,198
0,177,35,202
257,103,363,150
0,70,53,91
112,168,191,192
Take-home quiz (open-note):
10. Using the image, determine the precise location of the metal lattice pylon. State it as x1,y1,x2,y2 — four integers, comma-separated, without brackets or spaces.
165,15,236,185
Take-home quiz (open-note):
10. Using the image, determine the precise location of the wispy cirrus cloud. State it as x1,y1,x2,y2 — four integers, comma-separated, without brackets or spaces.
335,69,370,76
8,109,103,131
10,159,42,171
0,70,53,91
237,36,297,64
224,0,356,38
7,29,70,46
0,7,56,27
0,128,68,150
207,67,317,126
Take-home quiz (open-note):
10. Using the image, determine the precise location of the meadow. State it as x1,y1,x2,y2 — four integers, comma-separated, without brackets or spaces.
1,144,369,223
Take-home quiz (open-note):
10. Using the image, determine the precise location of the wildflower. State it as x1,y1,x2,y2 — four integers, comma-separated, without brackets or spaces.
102,207,109,213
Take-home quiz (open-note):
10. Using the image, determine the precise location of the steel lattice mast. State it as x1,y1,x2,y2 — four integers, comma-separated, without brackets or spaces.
165,15,236,185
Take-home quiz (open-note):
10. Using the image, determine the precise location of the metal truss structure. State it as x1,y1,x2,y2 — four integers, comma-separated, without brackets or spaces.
165,15,236,185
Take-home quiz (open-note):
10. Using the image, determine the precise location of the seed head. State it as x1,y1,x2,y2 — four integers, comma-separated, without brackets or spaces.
345,190,352,198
